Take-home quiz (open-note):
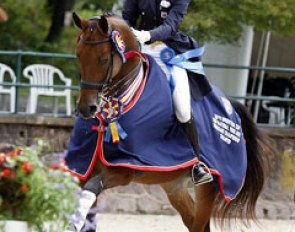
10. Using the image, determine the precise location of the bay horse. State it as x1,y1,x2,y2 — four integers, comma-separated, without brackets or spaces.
69,12,271,232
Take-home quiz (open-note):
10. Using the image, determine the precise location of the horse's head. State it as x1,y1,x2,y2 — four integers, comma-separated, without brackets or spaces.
72,12,139,118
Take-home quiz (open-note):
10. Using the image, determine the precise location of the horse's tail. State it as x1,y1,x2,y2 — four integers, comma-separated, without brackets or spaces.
213,99,272,225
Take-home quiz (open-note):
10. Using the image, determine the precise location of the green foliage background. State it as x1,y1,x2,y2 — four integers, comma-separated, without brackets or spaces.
184,0,295,44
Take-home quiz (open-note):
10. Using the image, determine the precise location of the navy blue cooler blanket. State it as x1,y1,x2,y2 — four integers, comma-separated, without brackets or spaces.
65,54,247,202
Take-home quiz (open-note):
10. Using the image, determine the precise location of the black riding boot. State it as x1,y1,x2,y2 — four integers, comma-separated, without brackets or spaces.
182,115,213,185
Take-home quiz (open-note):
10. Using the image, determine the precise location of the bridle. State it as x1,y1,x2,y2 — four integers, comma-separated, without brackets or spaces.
79,33,116,96
78,20,141,98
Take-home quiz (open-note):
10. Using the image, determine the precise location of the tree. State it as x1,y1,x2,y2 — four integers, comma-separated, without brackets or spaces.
45,0,75,42
0,0,49,50
182,0,295,44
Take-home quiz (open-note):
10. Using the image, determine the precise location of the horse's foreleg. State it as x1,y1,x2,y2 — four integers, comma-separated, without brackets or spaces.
161,177,195,230
81,198,99,232
66,167,135,232
191,183,217,232
65,175,104,232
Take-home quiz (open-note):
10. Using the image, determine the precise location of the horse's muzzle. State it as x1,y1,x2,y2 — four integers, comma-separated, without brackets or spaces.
76,101,98,119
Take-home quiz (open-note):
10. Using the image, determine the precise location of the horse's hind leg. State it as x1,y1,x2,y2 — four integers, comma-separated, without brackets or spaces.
191,183,217,232
161,177,195,230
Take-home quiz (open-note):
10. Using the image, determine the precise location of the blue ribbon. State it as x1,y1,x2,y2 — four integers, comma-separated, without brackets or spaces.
160,46,206,76
167,65,176,94
104,121,128,143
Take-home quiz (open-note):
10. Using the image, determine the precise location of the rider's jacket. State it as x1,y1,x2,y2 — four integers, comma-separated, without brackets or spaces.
122,0,198,54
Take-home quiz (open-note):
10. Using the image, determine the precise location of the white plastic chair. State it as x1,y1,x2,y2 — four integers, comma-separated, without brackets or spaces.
23,64,72,116
0,63,16,113
262,100,285,125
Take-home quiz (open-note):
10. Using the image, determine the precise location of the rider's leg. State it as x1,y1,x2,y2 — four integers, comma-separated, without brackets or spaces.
143,44,212,185
172,66,213,185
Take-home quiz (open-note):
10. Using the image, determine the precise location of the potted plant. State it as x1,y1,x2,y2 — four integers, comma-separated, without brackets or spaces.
0,143,80,232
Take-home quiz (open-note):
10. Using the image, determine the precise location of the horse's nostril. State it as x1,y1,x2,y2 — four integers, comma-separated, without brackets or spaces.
89,105,97,114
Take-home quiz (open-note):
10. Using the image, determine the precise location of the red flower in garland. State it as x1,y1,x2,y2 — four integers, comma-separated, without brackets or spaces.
8,149,16,157
1,168,12,178
16,148,23,156
22,162,33,173
0,154,5,166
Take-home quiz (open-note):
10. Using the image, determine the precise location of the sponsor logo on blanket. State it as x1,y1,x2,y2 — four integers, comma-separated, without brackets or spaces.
212,114,242,145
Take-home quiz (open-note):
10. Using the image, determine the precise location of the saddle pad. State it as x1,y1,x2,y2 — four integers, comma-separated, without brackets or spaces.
65,54,247,201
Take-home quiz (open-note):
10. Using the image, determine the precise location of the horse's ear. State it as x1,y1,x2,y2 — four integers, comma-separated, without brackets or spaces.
99,16,109,34
72,12,82,29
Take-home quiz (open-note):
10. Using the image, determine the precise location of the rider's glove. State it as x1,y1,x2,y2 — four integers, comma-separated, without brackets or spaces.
131,28,151,44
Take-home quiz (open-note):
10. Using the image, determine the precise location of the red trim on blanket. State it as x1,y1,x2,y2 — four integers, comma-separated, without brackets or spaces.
205,168,245,202
62,137,101,181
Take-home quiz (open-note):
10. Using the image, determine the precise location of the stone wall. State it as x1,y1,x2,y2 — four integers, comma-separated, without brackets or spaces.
256,129,295,220
0,115,294,219
0,115,74,152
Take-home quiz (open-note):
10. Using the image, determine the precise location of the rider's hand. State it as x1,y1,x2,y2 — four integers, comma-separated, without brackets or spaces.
131,28,151,44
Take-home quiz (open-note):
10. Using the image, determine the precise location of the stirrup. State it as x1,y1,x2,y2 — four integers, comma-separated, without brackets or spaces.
192,161,213,185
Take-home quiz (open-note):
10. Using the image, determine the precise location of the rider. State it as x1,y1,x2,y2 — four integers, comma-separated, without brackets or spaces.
123,0,212,185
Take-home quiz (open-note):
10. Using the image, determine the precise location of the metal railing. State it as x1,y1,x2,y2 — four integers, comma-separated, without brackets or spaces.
0,50,294,127
0,50,78,114
203,63,295,127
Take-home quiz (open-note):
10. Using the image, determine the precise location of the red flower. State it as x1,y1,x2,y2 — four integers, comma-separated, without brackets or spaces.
16,148,23,156
21,184,30,193
22,162,33,173
1,168,12,178
8,149,16,157
0,154,5,166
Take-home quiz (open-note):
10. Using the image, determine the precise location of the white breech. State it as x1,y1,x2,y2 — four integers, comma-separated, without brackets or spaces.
171,66,191,123
142,43,192,123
